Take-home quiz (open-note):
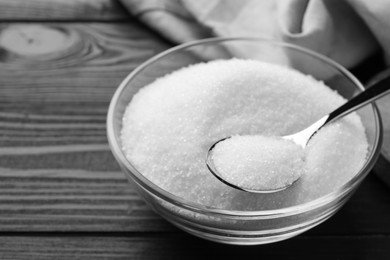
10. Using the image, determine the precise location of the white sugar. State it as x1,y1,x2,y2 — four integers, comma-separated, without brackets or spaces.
121,59,368,210
211,135,304,191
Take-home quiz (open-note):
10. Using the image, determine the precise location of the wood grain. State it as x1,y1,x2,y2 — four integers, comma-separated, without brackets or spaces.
0,234,389,259
0,169,172,232
0,23,170,103
0,0,129,21
0,18,174,232
0,102,108,147
0,113,176,234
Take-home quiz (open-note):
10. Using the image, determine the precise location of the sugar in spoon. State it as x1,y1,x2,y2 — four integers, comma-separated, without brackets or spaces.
206,73,390,193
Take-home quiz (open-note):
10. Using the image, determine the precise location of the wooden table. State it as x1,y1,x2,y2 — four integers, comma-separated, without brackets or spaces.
0,1,389,259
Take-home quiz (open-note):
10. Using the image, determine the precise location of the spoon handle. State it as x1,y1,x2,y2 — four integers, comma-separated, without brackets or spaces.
326,74,390,124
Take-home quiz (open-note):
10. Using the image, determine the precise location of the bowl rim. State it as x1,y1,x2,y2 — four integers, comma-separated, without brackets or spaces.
107,36,383,217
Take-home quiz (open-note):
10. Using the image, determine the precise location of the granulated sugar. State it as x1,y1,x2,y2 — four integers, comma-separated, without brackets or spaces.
121,59,368,210
211,135,304,191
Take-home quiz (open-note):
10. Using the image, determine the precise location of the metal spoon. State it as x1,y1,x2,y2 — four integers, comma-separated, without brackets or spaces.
206,74,390,193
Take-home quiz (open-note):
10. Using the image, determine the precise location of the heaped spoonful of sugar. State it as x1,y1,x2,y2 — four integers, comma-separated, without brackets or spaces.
208,135,305,193
206,73,390,193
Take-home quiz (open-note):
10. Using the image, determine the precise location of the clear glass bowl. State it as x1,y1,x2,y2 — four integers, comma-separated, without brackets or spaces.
107,37,383,245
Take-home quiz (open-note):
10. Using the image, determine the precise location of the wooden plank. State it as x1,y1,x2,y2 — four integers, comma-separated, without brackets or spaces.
0,0,129,21
0,234,389,259
0,103,108,148
0,23,170,103
0,167,173,232
0,20,173,232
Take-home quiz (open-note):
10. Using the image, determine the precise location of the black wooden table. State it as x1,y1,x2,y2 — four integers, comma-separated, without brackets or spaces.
0,1,389,259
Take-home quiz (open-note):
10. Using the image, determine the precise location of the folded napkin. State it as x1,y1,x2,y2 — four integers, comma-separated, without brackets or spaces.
120,0,390,187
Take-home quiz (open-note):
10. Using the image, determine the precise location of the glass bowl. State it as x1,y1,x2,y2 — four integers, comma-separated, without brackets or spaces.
107,37,383,245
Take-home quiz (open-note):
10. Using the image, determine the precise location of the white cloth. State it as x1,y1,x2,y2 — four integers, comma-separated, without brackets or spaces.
120,0,390,68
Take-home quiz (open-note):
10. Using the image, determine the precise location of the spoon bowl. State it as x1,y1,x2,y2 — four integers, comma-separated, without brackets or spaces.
206,137,298,193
